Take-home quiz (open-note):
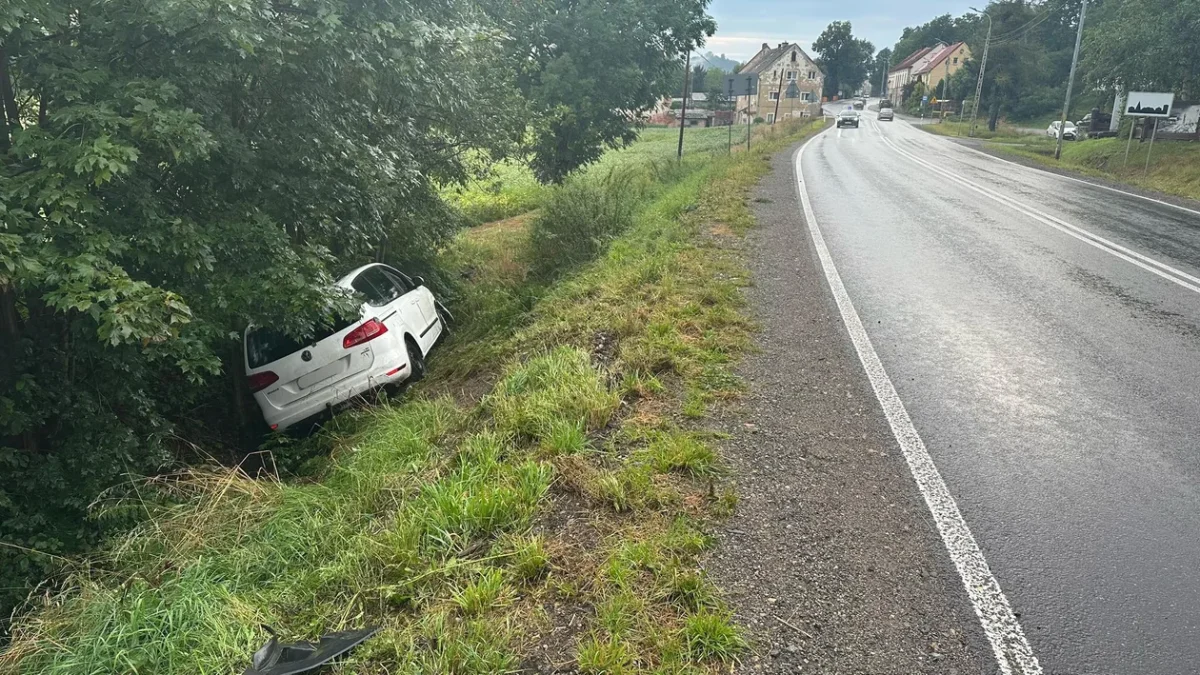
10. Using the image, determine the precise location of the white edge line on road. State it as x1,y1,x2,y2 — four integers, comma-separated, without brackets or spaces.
905,119,1200,218
876,133,1200,295
792,132,1043,675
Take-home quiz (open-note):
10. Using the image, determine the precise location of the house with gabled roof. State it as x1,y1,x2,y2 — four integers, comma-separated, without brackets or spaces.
887,47,933,102
734,42,824,124
912,42,971,97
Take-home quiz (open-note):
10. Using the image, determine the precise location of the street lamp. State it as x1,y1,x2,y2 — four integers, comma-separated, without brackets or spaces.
968,7,992,138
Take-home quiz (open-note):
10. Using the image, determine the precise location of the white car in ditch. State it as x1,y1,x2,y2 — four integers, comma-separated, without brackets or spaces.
244,263,446,432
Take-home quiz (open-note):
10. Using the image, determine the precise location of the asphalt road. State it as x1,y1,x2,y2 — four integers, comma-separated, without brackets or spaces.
803,105,1200,674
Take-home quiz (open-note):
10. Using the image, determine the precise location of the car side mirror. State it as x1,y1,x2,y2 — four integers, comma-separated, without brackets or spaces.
414,276,426,287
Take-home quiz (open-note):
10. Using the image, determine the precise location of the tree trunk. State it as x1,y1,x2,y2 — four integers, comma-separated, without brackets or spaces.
988,99,1001,132
0,43,20,151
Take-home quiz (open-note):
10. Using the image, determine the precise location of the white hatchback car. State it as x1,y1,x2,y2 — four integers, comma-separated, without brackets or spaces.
244,263,445,431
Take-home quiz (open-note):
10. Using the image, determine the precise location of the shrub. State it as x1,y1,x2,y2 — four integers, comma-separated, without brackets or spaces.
530,172,638,278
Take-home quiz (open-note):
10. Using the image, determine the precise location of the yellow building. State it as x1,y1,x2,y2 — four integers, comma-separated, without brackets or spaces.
912,42,971,99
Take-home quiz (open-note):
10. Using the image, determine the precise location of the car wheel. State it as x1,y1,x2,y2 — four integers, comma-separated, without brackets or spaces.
406,338,426,382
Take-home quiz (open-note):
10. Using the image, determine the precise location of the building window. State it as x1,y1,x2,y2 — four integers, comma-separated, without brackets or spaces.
791,51,797,63
786,70,797,80
766,112,776,123
769,91,779,101
808,70,816,80
801,92,812,101
953,57,959,64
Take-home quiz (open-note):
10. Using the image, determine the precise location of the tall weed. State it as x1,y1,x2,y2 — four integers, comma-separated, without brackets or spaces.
530,171,639,278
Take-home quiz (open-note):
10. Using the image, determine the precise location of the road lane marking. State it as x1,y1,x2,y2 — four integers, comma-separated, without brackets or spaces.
878,133,1200,295
793,134,1043,675
910,125,1200,218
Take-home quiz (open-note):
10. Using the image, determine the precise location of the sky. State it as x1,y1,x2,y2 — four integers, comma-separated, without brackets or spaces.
704,0,977,63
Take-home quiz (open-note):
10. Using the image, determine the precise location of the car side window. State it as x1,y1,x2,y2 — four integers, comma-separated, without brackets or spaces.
352,268,401,307
381,268,414,294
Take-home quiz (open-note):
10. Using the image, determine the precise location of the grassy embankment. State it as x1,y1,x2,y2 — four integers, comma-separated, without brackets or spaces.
985,136,1200,202
916,119,1036,140
1,120,825,674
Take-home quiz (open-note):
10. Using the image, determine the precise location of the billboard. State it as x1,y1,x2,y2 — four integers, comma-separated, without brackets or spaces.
1125,92,1175,118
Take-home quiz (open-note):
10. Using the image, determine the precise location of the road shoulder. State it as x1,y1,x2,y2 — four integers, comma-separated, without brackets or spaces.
704,135,993,674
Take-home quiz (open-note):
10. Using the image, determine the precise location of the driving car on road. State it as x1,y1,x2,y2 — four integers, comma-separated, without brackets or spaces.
244,263,446,432
836,108,860,128
878,104,894,121
1047,120,1079,140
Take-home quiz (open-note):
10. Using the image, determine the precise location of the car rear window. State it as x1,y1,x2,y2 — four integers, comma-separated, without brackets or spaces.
246,317,355,369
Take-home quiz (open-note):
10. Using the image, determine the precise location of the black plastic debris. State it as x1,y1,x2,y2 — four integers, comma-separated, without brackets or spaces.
243,626,378,675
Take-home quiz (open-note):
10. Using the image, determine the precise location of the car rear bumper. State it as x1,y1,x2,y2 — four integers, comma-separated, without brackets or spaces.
257,361,410,431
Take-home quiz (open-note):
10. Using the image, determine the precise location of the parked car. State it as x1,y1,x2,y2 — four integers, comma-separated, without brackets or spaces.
836,108,860,128
244,263,447,432
878,105,895,121
1047,120,1079,140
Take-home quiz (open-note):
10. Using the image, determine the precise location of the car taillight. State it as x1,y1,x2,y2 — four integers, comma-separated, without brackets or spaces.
343,319,388,348
247,371,279,393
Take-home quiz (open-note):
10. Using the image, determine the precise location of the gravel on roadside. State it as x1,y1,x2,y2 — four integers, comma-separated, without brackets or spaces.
704,136,995,674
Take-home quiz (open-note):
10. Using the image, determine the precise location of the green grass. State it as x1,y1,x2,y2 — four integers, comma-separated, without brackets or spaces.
917,119,1037,140
984,135,1200,201
2,117,827,673
443,158,551,225
442,126,742,227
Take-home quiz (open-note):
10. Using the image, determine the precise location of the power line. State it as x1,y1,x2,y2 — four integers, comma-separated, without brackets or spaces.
987,9,1052,44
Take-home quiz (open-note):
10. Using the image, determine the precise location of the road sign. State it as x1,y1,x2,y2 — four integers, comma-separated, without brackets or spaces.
922,95,929,103
1124,92,1174,118
726,73,759,97
785,82,800,99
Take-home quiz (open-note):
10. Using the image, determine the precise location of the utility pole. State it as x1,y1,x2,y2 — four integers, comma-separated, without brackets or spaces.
1054,0,1088,160
879,60,887,100
771,70,785,124
677,50,690,161
727,90,734,153
746,78,753,150
968,7,992,138
943,45,952,122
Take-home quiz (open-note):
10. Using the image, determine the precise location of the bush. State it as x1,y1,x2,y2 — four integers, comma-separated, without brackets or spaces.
529,172,638,278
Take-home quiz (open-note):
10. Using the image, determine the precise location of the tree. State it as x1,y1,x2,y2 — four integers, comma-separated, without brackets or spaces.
813,22,875,98
692,65,708,94
488,0,715,182
1083,0,1200,100
705,67,731,108
870,48,893,97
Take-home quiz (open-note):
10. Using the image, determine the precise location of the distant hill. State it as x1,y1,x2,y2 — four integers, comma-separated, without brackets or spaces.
691,51,739,72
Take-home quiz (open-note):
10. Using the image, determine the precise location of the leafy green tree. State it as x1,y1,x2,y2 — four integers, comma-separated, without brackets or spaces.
705,67,731,108
870,48,893,96
0,0,522,626
488,0,715,182
1084,0,1200,100
813,21,875,98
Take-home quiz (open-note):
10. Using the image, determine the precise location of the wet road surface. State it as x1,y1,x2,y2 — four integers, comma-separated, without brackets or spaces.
800,106,1200,674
